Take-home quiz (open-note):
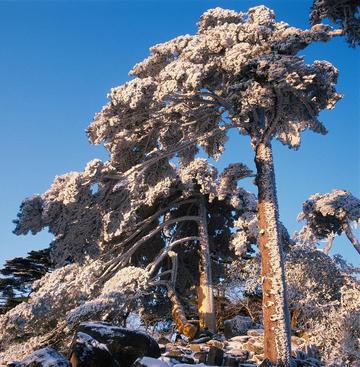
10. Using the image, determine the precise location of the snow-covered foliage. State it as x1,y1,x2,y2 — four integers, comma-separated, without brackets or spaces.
224,246,360,366
88,5,341,166
0,261,104,362
297,189,360,253
7,5,347,366
310,0,360,46
66,266,149,326
85,11,341,363
7,156,256,361
286,247,360,366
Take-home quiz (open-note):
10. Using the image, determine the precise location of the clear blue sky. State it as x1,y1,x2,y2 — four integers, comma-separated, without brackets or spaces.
0,0,359,268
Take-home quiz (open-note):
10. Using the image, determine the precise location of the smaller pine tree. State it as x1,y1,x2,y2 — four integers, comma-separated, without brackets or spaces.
0,248,53,314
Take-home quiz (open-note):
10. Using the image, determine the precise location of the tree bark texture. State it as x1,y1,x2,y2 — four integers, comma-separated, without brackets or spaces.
344,223,360,255
197,196,216,333
167,286,198,339
255,142,292,366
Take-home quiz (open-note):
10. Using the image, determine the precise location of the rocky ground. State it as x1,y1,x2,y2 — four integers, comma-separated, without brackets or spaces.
0,317,323,367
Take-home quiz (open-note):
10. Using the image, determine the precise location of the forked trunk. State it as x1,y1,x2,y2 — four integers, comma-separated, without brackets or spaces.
255,142,292,366
197,196,216,333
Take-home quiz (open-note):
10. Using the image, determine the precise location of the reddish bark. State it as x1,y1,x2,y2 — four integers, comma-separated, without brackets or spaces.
255,142,292,366
167,286,198,339
197,196,216,333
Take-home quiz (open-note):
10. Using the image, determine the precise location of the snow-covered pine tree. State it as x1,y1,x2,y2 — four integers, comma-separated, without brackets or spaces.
310,0,360,46
296,189,360,255
6,150,256,361
87,6,341,365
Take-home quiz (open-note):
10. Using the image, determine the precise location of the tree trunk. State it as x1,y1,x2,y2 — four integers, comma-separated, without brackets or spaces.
344,222,360,255
323,233,335,254
254,142,292,366
197,196,216,333
167,286,198,339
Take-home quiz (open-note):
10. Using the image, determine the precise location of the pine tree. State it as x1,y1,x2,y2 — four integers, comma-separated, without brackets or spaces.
310,0,360,46
87,6,341,365
0,249,52,314
296,189,360,255
7,5,344,365
7,152,257,361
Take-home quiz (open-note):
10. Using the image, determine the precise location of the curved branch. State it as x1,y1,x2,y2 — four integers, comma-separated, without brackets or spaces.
146,236,201,275
261,88,283,144
99,216,202,282
344,223,360,255
323,233,335,254
101,198,198,251
105,124,235,182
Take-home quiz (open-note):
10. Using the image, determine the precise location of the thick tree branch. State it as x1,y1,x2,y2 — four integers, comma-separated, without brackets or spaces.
99,216,202,282
146,236,201,275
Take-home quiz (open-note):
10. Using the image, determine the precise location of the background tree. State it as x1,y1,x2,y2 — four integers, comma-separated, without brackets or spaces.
225,244,360,366
0,248,52,314
310,0,360,46
296,189,360,255
87,6,342,365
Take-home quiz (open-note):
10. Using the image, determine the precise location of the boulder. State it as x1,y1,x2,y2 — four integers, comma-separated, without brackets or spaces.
192,352,207,363
162,351,194,364
224,317,254,339
228,349,249,361
206,340,224,349
69,332,119,367
76,322,160,367
206,346,224,366
222,356,237,367
246,329,264,337
190,336,211,344
10,348,70,367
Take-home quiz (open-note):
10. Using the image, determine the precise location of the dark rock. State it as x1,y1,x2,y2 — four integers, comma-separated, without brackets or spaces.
206,346,224,366
198,329,214,338
258,359,273,367
222,355,238,367
190,336,211,344
76,322,160,367
162,351,194,364
157,337,171,345
69,332,119,367
294,351,307,361
224,316,254,339
13,348,70,367
228,349,249,362
193,352,207,363
296,358,321,367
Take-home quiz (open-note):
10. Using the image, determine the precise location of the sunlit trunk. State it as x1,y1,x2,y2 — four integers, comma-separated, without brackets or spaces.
255,142,292,366
167,286,198,339
344,223,360,255
197,196,216,333
323,233,335,254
